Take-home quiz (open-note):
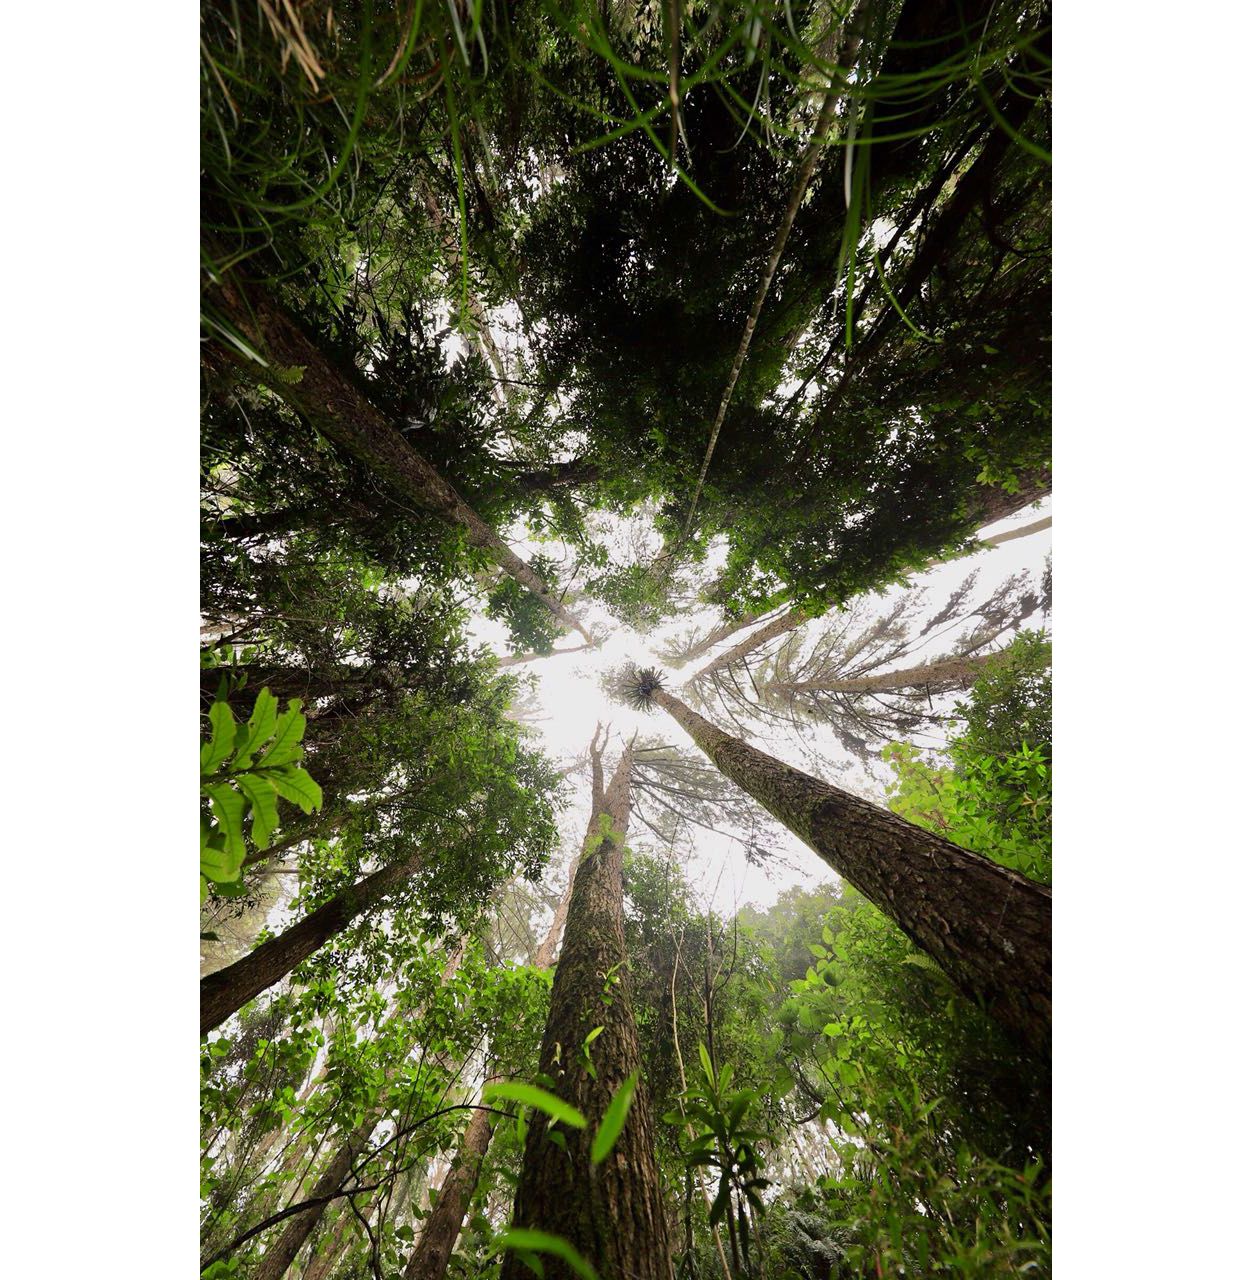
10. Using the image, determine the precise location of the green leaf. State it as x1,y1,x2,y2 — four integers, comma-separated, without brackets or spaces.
263,765,323,814
201,701,237,773
482,1082,587,1130
236,773,280,850
493,1230,599,1280
205,784,248,859
698,1042,715,1088
233,687,278,767
591,1071,637,1165
200,838,242,886
710,1175,731,1226
257,700,307,768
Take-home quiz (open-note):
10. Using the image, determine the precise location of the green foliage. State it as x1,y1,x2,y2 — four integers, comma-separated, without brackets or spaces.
493,1228,600,1280
884,631,1052,882
590,1071,638,1165
199,688,322,901
483,1081,588,1131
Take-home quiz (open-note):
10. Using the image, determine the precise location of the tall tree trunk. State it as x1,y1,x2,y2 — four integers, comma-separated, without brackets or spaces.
201,850,423,1035
203,266,591,644
502,743,674,1280
648,687,1050,1055
672,612,766,667
402,1101,496,1280
771,650,1000,698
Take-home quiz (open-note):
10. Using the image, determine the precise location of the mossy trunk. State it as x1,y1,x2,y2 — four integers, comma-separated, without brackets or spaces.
200,850,422,1035
652,689,1050,1056
502,744,674,1280
204,266,591,643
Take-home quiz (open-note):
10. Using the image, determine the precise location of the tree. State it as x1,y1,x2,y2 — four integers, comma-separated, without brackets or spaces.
204,266,592,644
502,734,673,1280
623,668,1050,1055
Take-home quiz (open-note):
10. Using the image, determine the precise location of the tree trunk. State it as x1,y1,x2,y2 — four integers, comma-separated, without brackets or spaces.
203,266,591,644
773,650,1000,698
403,1101,497,1280
672,612,766,666
502,744,674,1280
689,607,807,683
253,1114,378,1280
201,850,423,1035
650,688,1050,1056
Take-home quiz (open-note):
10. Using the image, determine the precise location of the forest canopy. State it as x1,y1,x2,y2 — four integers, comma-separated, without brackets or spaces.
201,3,1051,1277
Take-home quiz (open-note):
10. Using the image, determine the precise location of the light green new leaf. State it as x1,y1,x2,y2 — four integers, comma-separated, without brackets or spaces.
257,700,306,768
206,783,248,859
591,1071,638,1165
201,701,237,773
200,836,243,885
264,765,323,814
493,1230,599,1280
236,773,280,849
482,1082,587,1130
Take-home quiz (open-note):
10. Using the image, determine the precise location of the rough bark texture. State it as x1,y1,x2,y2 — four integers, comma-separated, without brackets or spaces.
403,1101,497,1280
652,689,1050,1056
502,745,674,1280
253,1114,378,1280
204,266,591,643
776,650,1000,697
200,850,422,1035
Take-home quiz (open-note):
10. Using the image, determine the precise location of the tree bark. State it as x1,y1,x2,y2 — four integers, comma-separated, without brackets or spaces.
201,850,423,1035
203,266,591,643
502,744,674,1280
650,688,1050,1056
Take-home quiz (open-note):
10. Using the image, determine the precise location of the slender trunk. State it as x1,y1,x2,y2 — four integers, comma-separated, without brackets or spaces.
502,744,674,1280
252,944,468,1280
671,1,873,553
649,688,1050,1055
968,472,1051,529
689,607,807,684
204,266,591,643
772,650,1000,698
201,850,423,1035
497,643,592,669
402,1102,497,1280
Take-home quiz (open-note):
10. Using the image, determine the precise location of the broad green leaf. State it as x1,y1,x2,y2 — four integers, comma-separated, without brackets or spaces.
205,784,248,859
493,1230,599,1280
201,701,236,773
710,1175,731,1226
264,765,323,814
257,700,306,768
591,1071,637,1165
200,839,241,883
236,773,279,849
233,688,278,766
482,1082,587,1130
